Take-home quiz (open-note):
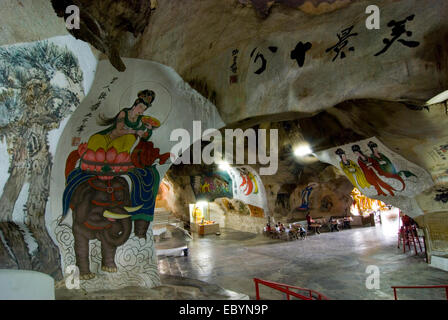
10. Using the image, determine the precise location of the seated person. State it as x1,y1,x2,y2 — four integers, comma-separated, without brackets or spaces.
306,213,314,230
279,223,286,232
329,216,339,232
343,215,352,229
297,224,307,239
306,213,321,234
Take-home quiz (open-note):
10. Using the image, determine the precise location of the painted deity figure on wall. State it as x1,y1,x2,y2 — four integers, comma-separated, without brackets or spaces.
351,144,404,196
238,168,259,196
81,89,162,174
62,89,171,278
298,183,316,211
335,148,370,190
367,141,416,179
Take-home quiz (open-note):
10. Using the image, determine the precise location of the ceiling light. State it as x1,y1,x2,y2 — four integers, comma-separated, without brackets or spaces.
294,145,312,157
425,90,448,105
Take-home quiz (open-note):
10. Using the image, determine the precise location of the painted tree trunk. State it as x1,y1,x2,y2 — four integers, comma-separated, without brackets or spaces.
25,128,62,280
0,222,32,269
0,151,33,270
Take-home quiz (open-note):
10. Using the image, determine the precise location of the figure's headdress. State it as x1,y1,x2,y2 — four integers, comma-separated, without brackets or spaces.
351,145,361,153
134,89,155,108
335,148,345,156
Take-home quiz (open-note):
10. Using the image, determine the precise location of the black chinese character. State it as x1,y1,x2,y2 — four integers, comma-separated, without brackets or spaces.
90,102,101,111
76,125,86,133
326,26,358,61
98,92,107,100
374,15,420,56
290,41,312,67
250,47,267,75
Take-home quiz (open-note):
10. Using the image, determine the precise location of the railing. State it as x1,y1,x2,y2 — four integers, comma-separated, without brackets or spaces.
391,285,448,300
254,278,329,300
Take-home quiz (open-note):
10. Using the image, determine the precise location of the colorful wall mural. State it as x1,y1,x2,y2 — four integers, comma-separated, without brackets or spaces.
189,165,268,218
191,171,233,201
315,137,434,217
49,59,224,290
0,36,95,279
228,165,268,217
295,182,318,211
62,89,170,280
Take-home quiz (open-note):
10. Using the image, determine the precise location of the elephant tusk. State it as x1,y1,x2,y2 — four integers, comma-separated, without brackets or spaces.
124,204,143,213
103,210,131,220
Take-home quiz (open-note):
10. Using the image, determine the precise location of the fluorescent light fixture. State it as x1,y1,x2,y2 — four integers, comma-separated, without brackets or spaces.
294,145,312,157
425,90,448,105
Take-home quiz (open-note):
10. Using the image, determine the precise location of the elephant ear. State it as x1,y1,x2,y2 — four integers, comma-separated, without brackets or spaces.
65,150,80,179
62,168,95,218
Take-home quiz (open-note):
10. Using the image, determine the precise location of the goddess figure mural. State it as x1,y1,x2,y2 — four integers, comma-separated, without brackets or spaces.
86,89,158,156
336,148,371,190
334,141,417,198
61,89,171,278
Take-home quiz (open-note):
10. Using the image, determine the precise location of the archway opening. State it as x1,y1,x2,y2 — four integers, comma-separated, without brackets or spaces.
350,187,399,237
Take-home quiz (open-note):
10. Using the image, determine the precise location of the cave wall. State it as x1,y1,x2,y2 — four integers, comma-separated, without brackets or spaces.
265,175,354,224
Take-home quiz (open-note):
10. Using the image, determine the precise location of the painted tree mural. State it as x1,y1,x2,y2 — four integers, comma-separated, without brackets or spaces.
0,40,84,279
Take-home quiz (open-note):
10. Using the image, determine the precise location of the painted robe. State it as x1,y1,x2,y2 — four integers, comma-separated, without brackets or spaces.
340,160,371,189
357,157,404,196
370,153,416,178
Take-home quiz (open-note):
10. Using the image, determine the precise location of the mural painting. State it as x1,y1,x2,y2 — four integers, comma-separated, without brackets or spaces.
297,183,317,211
50,59,224,290
414,140,448,186
191,172,233,201
316,137,434,217
247,204,265,218
0,38,88,278
62,89,170,279
237,167,259,196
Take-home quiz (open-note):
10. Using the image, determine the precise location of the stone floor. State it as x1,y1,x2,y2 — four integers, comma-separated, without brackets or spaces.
158,214,448,300
55,274,248,300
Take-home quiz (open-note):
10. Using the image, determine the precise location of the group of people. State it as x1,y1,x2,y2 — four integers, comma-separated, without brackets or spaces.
263,222,307,240
306,212,352,234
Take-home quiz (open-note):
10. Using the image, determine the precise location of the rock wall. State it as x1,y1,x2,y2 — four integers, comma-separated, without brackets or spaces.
133,0,448,124
209,200,267,234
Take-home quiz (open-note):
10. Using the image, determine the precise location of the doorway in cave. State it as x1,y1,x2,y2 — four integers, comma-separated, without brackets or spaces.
350,187,399,237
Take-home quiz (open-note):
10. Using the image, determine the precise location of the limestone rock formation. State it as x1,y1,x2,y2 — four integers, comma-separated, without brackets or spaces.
50,0,154,71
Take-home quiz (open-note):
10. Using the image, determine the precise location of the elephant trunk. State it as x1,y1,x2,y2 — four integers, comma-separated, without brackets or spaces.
103,216,132,247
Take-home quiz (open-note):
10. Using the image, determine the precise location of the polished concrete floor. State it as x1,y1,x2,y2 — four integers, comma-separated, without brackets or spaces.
157,214,448,300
